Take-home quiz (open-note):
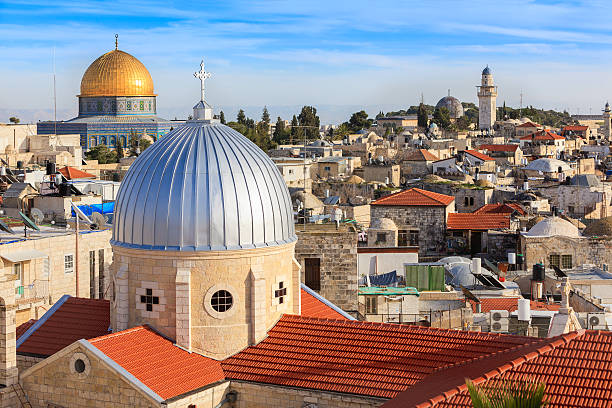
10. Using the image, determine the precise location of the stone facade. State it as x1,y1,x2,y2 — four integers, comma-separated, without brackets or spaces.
295,225,358,315
370,204,453,256
454,188,494,213
487,231,519,261
521,235,612,270
111,242,299,360
230,381,384,408
557,184,612,220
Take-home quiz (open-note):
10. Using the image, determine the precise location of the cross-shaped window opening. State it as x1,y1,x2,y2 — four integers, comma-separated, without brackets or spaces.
140,288,159,312
274,282,287,304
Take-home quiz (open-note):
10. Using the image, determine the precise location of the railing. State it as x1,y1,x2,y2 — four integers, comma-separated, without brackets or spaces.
15,280,49,301
364,309,469,330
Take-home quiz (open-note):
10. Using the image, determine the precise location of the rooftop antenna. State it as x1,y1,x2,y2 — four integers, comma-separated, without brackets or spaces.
448,89,451,97
115,34,118,50
53,47,57,146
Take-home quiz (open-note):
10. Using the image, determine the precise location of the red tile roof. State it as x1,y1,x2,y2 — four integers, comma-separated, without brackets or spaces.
222,315,540,399
89,326,225,400
58,166,96,180
17,296,110,357
405,149,439,162
469,297,560,313
563,125,589,131
478,144,519,153
464,150,495,161
386,330,612,408
520,130,564,141
16,319,36,339
372,188,455,207
447,213,510,230
516,121,541,128
300,288,349,320
473,203,526,216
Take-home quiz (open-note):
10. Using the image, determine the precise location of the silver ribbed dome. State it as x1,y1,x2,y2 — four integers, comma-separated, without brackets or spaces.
111,121,296,251
435,96,464,119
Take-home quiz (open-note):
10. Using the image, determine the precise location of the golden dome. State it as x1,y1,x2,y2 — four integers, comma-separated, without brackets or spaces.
79,50,155,97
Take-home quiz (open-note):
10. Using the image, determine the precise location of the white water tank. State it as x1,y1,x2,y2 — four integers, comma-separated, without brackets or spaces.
518,298,531,321
508,252,516,265
472,257,481,274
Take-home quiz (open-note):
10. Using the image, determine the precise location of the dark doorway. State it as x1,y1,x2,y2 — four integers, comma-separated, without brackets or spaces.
304,258,321,291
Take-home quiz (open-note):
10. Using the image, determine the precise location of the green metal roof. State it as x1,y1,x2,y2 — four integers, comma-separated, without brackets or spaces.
358,286,420,296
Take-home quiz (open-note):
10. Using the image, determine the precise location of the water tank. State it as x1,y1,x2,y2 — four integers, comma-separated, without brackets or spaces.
508,252,516,265
518,298,531,321
46,162,56,176
16,161,23,169
0,167,6,176
523,181,529,191
532,263,545,281
472,257,481,274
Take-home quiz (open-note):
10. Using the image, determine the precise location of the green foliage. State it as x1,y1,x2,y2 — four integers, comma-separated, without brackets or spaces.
261,106,270,125
9,117,20,124
115,138,124,159
417,103,429,128
331,123,350,140
85,144,117,164
433,107,453,130
273,117,290,144
237,109,246,125
129,135,151,156
297,106,320,140
346,110,373,132
290,115,299,140
219,110,226,124
501,106,576,127
466,378,548,408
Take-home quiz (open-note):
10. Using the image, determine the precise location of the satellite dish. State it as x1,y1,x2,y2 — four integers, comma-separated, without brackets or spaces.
19,211,40,231
90,212,106,230
0,219,15,234
30,208,44,225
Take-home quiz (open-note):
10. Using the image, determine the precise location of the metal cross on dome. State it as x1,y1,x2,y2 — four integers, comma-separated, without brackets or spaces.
194,59,212,103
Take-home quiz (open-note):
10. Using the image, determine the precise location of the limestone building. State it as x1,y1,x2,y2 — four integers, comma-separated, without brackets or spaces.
477,66,497,131
604,102,612,141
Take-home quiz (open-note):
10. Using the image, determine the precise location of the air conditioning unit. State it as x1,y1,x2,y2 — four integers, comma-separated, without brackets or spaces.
490,309,509,333
587,313,607,330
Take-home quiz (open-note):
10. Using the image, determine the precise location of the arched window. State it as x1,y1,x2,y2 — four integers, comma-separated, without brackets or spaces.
110,136,117,147
121,136,127,148
99,136,107,146
90,137,97,147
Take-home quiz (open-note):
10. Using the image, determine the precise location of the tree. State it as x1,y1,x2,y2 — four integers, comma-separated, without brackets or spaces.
9,117,19,124
116,138,124,159
273,117,289,144
297,106,320,140
237,109,246,125
290,115,299,143
433,107,452,130
261,106,270,125
466,378,548,408
331,123,350,140
417,103,428,128
219,111,226,124
85,145,117,164
346,110,372,132
129,136,151,156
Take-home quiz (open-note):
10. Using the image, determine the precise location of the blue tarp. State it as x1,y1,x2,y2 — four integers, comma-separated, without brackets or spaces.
367,270,398,287
70,202,114,217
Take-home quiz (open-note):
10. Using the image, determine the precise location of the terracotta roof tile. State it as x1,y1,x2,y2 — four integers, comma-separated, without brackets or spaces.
473,203,526,216
516,121,541,128
563,125,589,131
389,330,612,408
89,326,225,400
405,149,439,162
300,288,349,320
58,166,96,180
17,296,110,357
478,144,519,153
372,188,455,207
520,130,564,141
447,213,510,230
464,150,495,161
469,298,560,313
16,319,36,339
222,315,538,399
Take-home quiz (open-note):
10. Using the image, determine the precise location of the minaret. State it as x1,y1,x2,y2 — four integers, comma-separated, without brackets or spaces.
477,66,498,131
603,102,611,141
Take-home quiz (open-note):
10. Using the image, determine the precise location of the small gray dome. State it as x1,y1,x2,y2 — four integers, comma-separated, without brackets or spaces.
482,66,491,75
526,217,580,238
112,122,296,251
435,96,464,119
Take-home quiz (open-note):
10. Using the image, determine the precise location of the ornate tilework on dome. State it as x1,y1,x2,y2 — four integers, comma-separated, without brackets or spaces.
112,122,296,251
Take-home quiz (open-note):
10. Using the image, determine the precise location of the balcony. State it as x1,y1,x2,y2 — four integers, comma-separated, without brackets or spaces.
15,280,49,303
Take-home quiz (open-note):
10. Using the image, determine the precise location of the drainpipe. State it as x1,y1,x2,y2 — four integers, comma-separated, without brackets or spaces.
214,391,238,408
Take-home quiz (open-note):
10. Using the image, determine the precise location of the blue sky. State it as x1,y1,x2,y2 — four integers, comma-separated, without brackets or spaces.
2,0,612,123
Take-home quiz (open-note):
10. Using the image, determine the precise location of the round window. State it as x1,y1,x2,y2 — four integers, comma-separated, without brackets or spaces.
211,290,233,312
74,359,86,373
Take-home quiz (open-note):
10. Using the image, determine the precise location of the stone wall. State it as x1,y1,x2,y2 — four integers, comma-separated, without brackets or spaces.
487,231,519,261
370,205,449,255
17,354,43,373
230,381,385,408
522,235,612,269
295,225,358,314
453,188,494,213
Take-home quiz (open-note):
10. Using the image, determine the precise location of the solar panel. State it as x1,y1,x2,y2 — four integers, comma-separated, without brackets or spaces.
0,219,14,234
461,285,480,303
552,265,568,278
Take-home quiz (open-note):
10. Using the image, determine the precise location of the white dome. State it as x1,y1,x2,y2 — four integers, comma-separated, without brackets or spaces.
526,217,580,238
112,122,296,251
524,158,571,173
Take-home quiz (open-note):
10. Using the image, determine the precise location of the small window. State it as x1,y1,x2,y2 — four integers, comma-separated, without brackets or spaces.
274,282,287,304
561,255,573,269
324,166,331,171
305,258,321,291
398,230,408,247
365,296,378,314
288,169,294,174
376,232,387,244
211,290,233,312
140,288,159,312
464,197,469,206
409,230,419,246
549,254,560,268
13,262,21,279
74,359,85,373
470,197,474,206
64,254,74,274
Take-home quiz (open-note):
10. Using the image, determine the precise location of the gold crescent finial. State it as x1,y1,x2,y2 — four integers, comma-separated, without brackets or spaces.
115,34,118,50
